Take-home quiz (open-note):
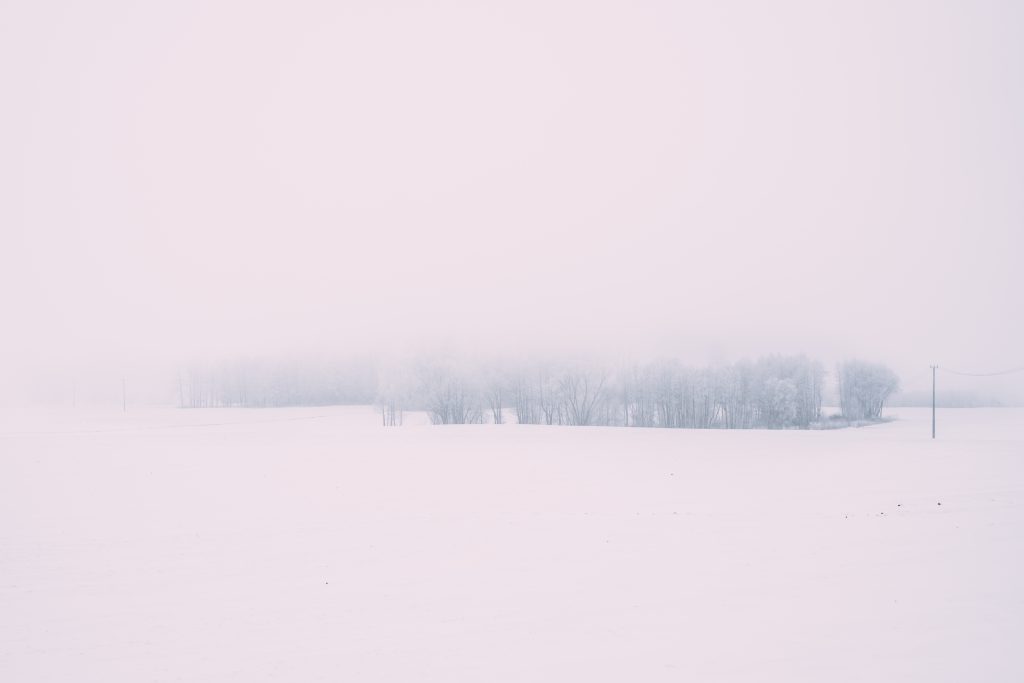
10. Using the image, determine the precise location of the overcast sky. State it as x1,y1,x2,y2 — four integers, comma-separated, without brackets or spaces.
2,0,1021,398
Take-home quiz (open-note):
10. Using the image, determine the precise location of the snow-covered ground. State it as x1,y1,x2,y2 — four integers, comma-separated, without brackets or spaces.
2,406,1021,681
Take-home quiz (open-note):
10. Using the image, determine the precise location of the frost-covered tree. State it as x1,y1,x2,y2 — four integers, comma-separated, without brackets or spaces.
837,360,899,420
749,355,824,428
617,355,822,429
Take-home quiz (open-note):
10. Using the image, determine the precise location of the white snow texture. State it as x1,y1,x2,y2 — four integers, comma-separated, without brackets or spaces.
2,407,1021,681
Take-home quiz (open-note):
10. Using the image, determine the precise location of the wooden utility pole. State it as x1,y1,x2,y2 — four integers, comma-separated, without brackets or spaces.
930,365,937,439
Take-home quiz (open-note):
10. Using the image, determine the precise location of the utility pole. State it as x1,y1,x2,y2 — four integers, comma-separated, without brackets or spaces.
930,365,937,439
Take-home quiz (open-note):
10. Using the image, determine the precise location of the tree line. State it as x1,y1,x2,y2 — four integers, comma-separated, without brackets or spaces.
179,354,899,429
177,357,377,409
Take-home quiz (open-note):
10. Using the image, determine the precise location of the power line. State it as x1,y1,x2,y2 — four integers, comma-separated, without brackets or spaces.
938,366,1024,377
930,363,1023,440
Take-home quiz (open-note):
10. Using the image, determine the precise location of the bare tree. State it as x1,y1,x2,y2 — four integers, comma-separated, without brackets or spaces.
416,357,482,425
558,366,608,426
837,360,899,420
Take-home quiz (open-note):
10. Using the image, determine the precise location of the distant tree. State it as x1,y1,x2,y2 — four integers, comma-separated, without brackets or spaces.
750,355,824,428
557,366,608,426
376,361,411,426
511,367,540,425
416,357,483,425
537,367,564,425
837,360,899,420
481,364,508,424
622,363,656,427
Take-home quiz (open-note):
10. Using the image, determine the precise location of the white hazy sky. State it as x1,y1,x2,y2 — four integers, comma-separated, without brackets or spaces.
2,0,1022,395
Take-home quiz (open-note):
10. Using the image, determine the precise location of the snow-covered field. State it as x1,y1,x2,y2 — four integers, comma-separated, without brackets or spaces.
2,406,1021,681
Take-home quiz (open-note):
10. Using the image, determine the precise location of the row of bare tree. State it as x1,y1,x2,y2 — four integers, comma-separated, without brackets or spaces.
402,355,829,429
178,355,898,429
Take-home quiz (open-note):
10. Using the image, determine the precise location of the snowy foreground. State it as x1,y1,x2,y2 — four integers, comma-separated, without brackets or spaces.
2,406,1022,682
